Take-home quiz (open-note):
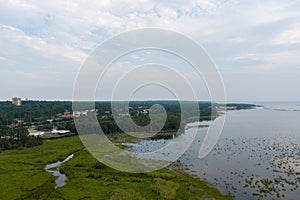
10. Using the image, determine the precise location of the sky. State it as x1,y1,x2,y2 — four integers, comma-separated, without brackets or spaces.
1,0,300,102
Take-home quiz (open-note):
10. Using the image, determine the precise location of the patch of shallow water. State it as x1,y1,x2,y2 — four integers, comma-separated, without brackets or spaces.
45,154,74,189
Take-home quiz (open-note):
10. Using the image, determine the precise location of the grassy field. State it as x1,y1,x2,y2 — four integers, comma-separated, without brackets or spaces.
0,136,232,200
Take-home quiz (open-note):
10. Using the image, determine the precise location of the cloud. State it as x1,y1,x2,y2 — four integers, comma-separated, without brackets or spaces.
0,24,87,67
272,23,300,45
0,0,300,100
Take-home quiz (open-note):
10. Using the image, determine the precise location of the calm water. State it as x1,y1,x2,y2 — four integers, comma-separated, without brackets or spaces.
45,154,74,189
132,102,300,200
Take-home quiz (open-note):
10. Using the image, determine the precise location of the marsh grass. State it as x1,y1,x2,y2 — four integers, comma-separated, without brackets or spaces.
0,136,232,200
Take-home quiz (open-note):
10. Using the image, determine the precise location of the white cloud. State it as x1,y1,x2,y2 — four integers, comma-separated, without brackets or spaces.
0,0,300,100
0,24,87,65
231,53,260,61
273,24,300,45
0,56,7,61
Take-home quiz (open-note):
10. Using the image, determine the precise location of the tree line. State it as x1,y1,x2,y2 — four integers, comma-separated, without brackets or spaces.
0,127,42,151
0,100,255,151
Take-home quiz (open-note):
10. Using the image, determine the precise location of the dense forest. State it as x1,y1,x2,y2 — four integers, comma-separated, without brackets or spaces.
0,100,217,130
0,101,72,126
0,127,42,150
98,101,218,134
0,100,256,150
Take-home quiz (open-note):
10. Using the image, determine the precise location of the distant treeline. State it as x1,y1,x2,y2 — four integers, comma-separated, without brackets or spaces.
0,101,72,126
0,100,256,150
99,101,218,134
220,103,257,110
0,100,216,127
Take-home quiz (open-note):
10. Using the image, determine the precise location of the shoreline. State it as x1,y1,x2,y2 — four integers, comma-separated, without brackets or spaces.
0,135,233,199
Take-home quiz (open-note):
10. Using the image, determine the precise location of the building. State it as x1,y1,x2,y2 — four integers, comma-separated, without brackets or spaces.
12,97,22,106
60,113,74,119
73,110,88,117
51,129,70,135
28,128,44,136
28,128,70,137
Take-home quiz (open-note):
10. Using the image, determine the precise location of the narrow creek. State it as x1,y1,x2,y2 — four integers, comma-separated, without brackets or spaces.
45,154,74,189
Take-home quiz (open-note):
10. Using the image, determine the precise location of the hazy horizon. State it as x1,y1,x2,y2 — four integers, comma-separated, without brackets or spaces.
1,98,300,104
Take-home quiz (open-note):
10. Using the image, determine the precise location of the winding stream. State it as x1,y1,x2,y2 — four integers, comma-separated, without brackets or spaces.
45,154,74,189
